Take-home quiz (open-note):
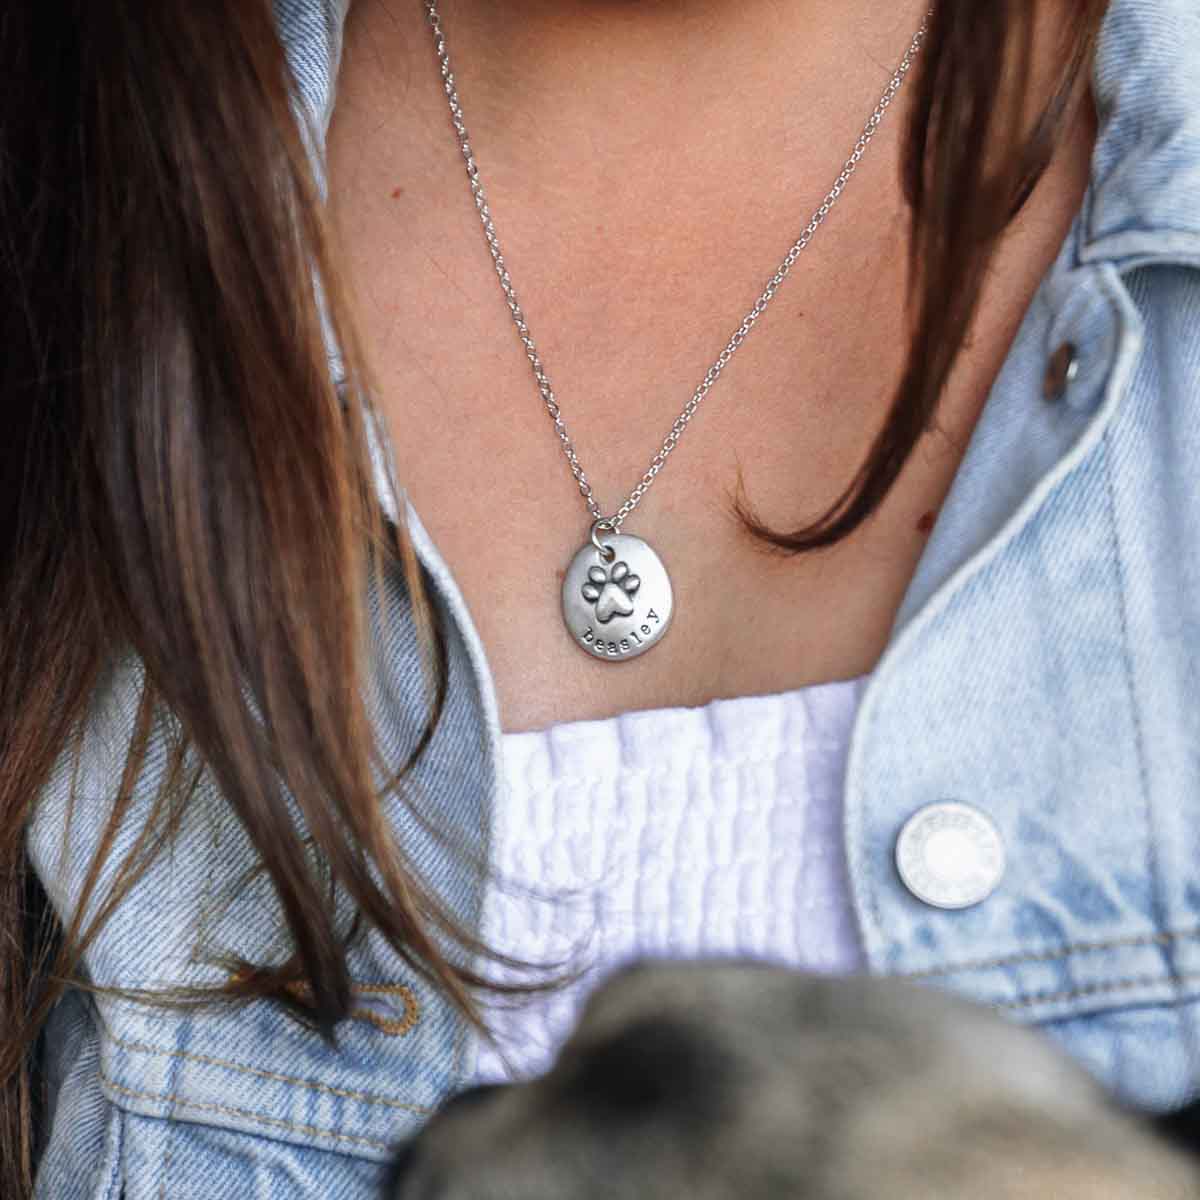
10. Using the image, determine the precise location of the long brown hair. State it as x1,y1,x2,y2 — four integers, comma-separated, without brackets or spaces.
0,1,1105,1194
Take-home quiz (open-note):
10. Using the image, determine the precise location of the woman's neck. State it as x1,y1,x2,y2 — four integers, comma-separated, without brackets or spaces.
368,0,931,191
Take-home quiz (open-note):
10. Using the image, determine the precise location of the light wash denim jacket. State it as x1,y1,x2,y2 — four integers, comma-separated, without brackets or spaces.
28,0,1200,1196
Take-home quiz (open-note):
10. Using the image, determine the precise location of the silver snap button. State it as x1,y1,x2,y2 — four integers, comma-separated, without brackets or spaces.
1043,342,1080,401
895,802,1005,910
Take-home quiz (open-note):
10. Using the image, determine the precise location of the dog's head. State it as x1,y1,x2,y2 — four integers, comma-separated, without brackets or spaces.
386,961,1200,1199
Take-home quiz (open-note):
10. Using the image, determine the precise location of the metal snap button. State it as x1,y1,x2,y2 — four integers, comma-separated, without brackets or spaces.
1043,342,1080,402
895,802,1006,910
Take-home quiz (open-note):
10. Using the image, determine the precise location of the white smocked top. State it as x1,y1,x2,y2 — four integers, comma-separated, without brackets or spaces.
469,673,873,1084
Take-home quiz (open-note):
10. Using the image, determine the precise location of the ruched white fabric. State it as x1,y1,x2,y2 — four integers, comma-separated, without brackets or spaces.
470,674,872,1084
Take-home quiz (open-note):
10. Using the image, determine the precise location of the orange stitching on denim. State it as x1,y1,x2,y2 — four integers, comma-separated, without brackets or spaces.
351,984,420,1037
108,1032,432,1114
993,972,1200,1011
226,973,421,1039
101,1074,396,1151
896,925,1200,981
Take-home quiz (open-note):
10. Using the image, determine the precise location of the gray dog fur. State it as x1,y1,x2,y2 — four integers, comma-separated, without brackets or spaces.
386,961,1200,1199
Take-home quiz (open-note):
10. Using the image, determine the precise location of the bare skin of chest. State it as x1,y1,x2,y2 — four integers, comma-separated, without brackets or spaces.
327,0,1096,733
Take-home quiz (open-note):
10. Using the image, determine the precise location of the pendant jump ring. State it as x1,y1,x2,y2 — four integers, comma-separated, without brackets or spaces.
590,518,617,562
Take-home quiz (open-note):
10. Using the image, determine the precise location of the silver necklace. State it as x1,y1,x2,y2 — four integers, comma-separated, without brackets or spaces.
423,2,929,662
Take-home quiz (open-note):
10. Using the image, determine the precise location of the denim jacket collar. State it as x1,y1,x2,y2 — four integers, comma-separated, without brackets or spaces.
1080,0,1200,268
878,0,1200,636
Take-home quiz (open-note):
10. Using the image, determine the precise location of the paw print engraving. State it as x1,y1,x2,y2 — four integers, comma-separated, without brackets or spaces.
581,560,641,624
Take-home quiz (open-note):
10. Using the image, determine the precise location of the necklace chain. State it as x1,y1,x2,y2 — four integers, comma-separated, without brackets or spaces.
423,2,930,532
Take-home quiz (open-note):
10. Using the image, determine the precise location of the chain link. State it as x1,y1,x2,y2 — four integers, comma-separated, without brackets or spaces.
424,2,930,530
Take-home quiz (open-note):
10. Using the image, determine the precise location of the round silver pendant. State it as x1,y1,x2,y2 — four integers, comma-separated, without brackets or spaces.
561,531,673,662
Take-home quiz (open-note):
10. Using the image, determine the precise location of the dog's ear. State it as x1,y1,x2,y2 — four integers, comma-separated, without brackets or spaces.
1147,1095,1200,1159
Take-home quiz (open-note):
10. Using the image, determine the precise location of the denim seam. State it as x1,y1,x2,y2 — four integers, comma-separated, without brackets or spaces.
1101,418,1173,988
100,1074,396,1151
107,1033,433,1113
991,972,1200,1011
1078,168,1096,269
101,1096,123,1200
897,924,1200,980
157,1118,174,1200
